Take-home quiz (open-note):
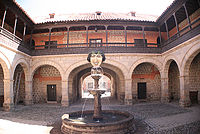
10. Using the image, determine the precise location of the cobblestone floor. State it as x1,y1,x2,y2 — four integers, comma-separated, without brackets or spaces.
0,99,199,134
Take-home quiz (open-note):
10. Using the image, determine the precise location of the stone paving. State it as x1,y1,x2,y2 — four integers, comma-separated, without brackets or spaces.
0,99,199,134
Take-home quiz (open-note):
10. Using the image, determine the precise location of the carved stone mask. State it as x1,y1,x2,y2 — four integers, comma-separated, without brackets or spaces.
90,53,102,67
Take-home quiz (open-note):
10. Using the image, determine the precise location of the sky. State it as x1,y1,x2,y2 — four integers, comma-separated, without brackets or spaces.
16,0,174,19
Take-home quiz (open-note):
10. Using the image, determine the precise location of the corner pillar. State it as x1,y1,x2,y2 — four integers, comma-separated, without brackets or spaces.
61,80,69,106
24,80,33,105
161,77,170,103
198,91,200,104
179,76,191,107
124,79,133,105
3,79,14,111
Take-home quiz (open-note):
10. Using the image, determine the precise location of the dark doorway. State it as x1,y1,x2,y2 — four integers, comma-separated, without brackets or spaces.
189,91,198,104
47,85,56,101
138,82,147,99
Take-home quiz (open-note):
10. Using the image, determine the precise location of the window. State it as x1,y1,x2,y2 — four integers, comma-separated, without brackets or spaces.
88,82,93,89
89,39,102,47
45,41,57,48
134,39,147,45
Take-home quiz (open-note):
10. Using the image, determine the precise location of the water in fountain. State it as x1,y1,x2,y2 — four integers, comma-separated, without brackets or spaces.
79,97,88,120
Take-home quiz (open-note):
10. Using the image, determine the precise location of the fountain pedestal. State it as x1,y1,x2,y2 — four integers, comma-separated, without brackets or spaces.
61,51,136,134
88,89,105,120
89,66,105,120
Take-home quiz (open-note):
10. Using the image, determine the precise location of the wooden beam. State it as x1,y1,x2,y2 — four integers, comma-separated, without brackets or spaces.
165,21,169,39
23,23,26,42
105,25,108,45
48,28,52,49
124,26,127,47
173,13,179,36
183,3,192,30
1,7,7,28
13,16,18,35
67,27,70,48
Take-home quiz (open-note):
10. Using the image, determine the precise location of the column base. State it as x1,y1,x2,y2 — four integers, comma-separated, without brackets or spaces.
3,103,14,111
24,100,33,105
161,97,170,103
179,99,191,107
61,100,69,107
124,99,133,105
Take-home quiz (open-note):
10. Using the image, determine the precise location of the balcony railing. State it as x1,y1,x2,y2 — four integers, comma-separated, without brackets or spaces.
0,26,31,55
0,26,22,44
0,17,199,56
31,42,160,55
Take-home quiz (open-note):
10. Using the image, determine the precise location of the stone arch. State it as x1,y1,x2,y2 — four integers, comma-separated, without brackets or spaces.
181,44,200,105
31,61,63,104
0,51,12,109
31,60,64,80
12,58,30,105
12,58,29,80
181,43,200,76
80,72,112,98
131,61,162,101
65,59,128,81
67,61,125,104
0,51,11,80
128,58,163,79
163,55,181,78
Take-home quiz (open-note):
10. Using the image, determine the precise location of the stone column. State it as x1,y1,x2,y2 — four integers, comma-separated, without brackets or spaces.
124,79,133,105
110,77,115,98
179,76,191,107
3,79,14,111
24,80,33,105
161,77,170,103
61,80,69,106
198,91,200,104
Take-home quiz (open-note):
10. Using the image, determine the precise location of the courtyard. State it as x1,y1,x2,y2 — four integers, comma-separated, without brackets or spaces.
0,99,199,134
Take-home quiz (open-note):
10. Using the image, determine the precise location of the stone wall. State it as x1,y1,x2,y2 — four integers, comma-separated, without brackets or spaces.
13,65,25,104
132,63,161,101
168,61,180,101
0,65,3,96
189,53,200,91
33,65,62,103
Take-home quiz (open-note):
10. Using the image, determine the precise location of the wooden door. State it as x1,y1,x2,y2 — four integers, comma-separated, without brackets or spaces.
47,85,56,101
138,83,147,99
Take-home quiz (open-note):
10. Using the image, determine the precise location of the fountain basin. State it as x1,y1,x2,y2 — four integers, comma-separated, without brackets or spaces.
61,110,135,134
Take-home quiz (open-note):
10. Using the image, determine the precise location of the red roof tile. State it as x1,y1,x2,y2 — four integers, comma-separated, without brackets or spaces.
34,12,158,24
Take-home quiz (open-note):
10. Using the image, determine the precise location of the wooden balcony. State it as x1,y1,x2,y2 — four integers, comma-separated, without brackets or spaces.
0,19,199,56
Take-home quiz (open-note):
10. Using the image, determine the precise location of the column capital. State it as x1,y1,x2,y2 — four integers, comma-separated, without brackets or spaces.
3,79,14,82
104,25,108,29
161,77,168,80
179,75,189,78
125,78,132,81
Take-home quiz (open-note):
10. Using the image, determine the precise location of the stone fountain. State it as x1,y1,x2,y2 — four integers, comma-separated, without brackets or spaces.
61,51,135,134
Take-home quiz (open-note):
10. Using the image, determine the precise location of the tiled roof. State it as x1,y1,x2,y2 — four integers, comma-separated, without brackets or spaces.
34,12,158,24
